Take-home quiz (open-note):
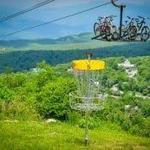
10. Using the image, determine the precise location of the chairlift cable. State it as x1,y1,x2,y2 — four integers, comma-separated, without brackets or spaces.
0,0,118,38
0,0,55,23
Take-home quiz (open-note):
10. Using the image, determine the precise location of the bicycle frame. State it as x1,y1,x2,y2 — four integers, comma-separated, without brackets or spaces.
136,19,145,31
121,17,136,38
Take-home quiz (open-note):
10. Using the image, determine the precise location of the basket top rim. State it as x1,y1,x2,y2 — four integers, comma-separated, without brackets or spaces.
72,59,105,71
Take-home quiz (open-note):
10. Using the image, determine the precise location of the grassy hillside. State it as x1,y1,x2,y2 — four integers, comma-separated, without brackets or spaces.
0,56,149,135
0,32,95,51
0,121,150,150
2,40,125,51
0,56,150,149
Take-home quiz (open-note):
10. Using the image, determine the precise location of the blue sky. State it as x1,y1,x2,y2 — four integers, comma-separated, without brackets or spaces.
0,0,150,40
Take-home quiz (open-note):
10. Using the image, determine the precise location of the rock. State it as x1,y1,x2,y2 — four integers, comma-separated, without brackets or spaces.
134,106,139,111
45,118,57,123
125,105,131,110
67,68,73,73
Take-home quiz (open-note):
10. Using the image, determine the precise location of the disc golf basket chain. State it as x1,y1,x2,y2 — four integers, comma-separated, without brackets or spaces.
69,54,105,145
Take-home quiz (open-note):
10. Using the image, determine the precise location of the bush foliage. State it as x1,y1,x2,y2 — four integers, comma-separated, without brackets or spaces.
0,56,149,137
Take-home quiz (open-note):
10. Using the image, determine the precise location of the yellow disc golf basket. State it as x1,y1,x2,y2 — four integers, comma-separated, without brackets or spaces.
69,58,105,111
69,55,106,145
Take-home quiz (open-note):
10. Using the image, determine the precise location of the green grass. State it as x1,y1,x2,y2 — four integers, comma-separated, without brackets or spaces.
0,121,149,150
0,40,127,52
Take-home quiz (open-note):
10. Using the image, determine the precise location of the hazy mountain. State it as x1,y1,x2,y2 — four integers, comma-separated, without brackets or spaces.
0,32,93,49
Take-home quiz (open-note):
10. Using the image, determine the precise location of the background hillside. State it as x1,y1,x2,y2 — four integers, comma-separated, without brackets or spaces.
0,35,150,149
0,33,150,72
0,33,126,51
0,56,150,149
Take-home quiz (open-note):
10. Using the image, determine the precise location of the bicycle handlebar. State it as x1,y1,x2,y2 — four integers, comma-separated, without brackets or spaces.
98,15,117,20
138,16,144,19
107,15,117,18
135,18,139,22
127,16,137,21
138,16,150,20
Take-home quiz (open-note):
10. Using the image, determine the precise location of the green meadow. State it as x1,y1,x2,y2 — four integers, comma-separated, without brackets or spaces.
0,121,150,150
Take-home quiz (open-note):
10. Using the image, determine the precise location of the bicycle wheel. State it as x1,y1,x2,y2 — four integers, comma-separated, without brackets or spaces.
128,25,137,41
112,31,119,41
105,26,111,41
141,26,150,41
94,23,100,36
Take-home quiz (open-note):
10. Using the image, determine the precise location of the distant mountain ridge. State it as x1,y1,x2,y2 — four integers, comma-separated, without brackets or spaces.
0,32,93,48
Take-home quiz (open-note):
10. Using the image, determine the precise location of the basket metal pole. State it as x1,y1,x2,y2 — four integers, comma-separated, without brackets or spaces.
84,110,89,145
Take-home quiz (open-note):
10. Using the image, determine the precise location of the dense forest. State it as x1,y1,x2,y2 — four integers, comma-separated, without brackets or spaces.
0,41,150,72
0,56,150,138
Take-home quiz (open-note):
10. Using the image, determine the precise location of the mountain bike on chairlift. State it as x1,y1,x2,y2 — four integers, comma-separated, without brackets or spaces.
94,16,110,38
135,16,150,41
120,19,129,40
94,17,103,36
93,15,118,41
105,15,119,41
121,16,137,41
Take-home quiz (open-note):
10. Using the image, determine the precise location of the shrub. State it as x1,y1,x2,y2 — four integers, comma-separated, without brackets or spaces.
78,117,99,129
36,77,76,119
67,111,82,124
129,117,150,137
0,100,39,121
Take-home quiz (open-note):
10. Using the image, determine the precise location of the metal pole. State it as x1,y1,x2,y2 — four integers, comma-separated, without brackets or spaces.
120,6,124,38
111,0,126,39
84,110,89,145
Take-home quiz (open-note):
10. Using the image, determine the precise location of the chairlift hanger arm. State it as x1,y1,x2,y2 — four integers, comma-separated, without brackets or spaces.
111,0,126,39
111,0,126,8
